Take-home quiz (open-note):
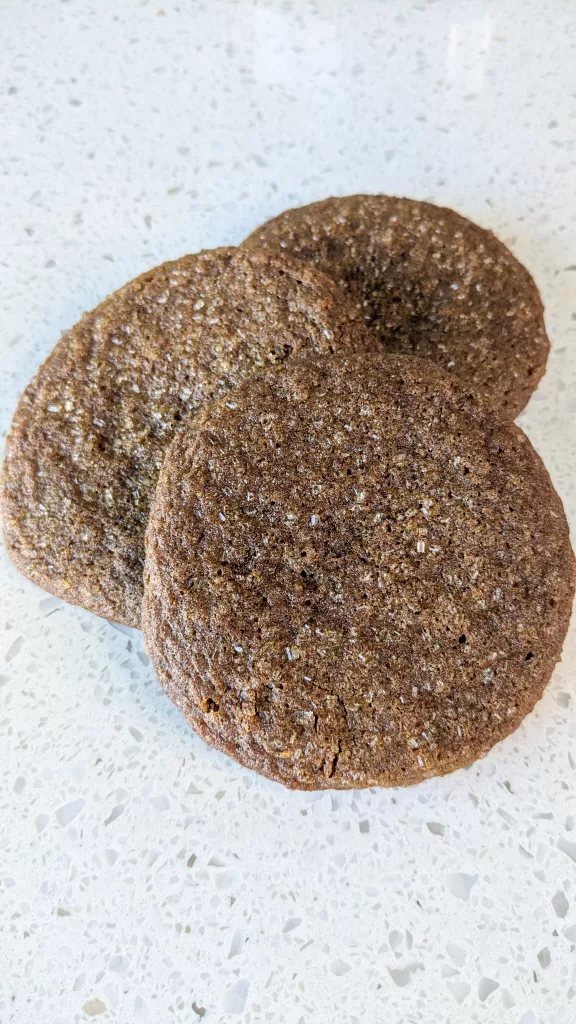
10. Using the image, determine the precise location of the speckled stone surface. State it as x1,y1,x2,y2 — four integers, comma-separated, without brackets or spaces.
1,2,575,1023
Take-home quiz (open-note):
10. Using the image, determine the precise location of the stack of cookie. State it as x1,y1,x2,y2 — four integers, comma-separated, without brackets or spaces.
3,196,574,790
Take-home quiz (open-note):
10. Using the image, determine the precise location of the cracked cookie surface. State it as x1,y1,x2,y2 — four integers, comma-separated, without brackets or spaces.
243,195,549,419
143,352,573,789
1,247,376,626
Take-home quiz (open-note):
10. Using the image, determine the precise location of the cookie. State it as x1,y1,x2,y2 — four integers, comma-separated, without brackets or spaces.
143,352,574,790
243,195,549,419
1,248,377,626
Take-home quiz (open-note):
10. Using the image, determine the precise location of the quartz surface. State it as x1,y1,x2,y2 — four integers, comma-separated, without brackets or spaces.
1,2,575,1022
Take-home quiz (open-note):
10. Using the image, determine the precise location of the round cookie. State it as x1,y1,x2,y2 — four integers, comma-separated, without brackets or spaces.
243,195,549,419
143,352,574,790
1,248,377,627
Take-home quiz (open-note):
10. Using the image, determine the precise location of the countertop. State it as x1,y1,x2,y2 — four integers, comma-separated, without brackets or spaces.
1,2,575,1022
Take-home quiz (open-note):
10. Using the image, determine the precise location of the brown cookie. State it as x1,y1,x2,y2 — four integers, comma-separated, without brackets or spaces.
243,195,549,419
1,248,377,626
143,352,574,790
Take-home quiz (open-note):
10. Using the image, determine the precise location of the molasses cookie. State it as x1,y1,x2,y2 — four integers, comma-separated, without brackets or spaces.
243,195,549,418
1,248,376,626
143,352,573,789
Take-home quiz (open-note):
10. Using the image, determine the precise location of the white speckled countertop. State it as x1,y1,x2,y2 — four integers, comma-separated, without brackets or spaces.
1,2,575,1022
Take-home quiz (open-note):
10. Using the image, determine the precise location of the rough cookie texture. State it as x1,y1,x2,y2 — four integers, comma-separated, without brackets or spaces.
143,353,574,790
243,195,550,419
1,248,376,626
